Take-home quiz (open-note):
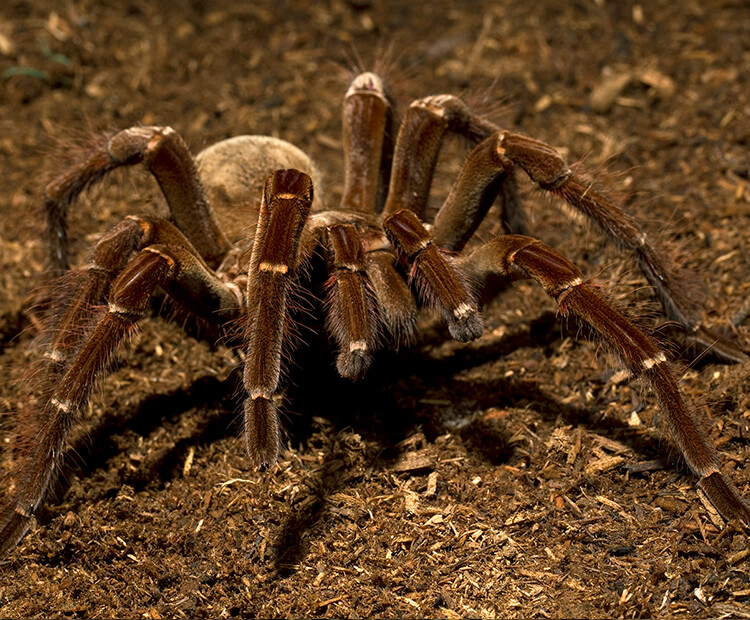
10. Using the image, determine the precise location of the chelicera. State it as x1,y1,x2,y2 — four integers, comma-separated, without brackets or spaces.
1,71,748,555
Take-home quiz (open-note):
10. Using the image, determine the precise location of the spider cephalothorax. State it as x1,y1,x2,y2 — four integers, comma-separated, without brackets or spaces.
1,71,748,556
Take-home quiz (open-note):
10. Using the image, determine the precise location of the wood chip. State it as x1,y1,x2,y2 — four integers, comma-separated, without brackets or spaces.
182,446,195,476
425,471,438,497
567,428,582,466
596,495,623,511
590,70,632,113
316,595,346,609
638,67,676,98
624,460,666,474
391,450,433,473
694,586,709,605
585,454,625,476
400,596,420,608
654,496,689,514
593,436,630,455
728,549,750,566
505,511,535,526
403,490,420,514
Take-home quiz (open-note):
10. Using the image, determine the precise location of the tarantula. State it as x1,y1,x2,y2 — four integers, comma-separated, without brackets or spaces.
1,71,748,556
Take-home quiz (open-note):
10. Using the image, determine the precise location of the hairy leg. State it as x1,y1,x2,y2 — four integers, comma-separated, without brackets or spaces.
242,169,314,467
1,220,241,556
429,131,747,363
45,126,231,271
339,72,394,214
463,234,750,522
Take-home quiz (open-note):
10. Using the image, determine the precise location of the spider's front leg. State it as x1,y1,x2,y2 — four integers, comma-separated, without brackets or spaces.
381,91,526,236
380,88,744,363
242,169,313,467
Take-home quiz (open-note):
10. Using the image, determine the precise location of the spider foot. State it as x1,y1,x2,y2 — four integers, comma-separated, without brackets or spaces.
337,347,374,381
448,306,484,342
244,395,281,468
0,509,32,558
699,471,750,524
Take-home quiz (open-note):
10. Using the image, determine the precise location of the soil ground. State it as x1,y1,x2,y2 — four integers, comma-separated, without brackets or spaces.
1,0,749,618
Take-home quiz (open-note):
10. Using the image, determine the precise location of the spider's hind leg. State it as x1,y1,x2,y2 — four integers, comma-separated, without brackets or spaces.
45,126,231,272
339,72,394,214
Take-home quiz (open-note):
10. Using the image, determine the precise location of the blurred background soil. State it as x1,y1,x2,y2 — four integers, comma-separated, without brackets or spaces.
1,0,749,617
